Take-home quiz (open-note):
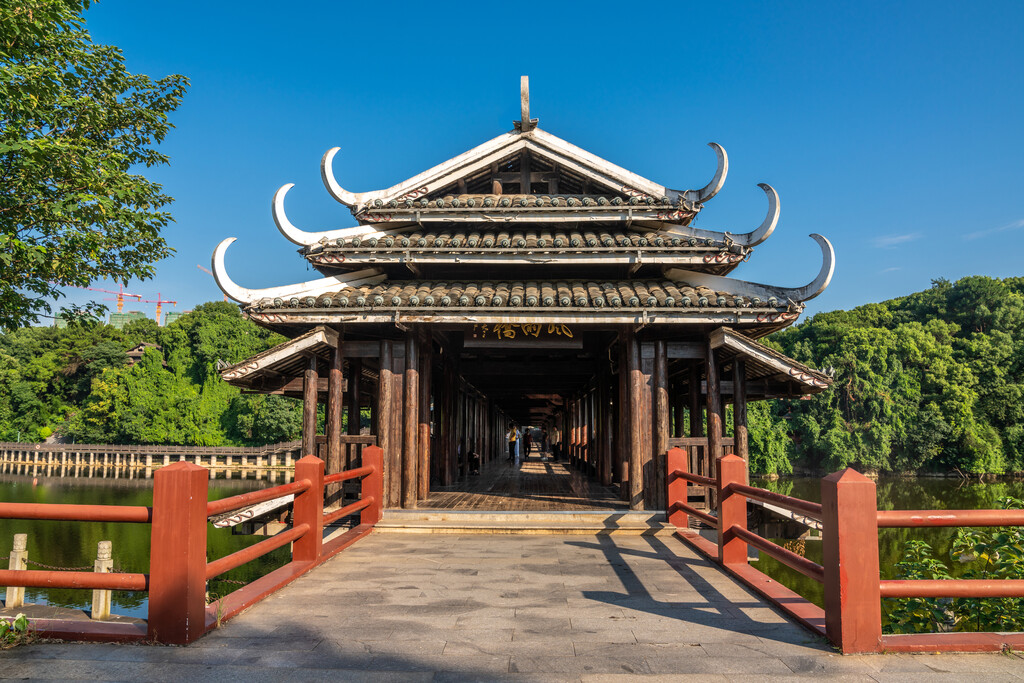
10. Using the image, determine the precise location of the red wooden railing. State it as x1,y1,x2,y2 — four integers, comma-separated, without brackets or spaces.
0,447,383,644
666,447,1024,654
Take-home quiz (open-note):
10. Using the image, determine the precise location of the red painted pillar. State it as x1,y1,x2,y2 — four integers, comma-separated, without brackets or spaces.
822,468,882,653
147,461,209,644
716,454,748,566
292,455,325,563
361,445,384,525
666,447,688,529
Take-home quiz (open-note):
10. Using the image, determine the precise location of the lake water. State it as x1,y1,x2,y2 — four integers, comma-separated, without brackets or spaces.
750,476,1024,622
0,473,290,619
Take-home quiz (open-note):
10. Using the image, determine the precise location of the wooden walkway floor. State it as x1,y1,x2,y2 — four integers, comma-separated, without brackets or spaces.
421,453,627,511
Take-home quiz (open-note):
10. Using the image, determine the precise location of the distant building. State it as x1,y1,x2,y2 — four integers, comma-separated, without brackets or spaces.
108,310,149,329
163,310,189,326
126,342,164,366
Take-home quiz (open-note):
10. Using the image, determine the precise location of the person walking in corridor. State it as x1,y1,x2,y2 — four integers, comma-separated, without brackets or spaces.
507,425,518,462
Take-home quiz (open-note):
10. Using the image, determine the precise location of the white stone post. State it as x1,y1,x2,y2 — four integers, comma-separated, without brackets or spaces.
5,534,28,608
90,541,113,620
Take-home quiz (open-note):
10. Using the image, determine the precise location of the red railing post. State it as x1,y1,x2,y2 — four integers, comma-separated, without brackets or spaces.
292,455,325,563
361,446,384,525
147,461,209,644
667,447,689,529
822,468,882,654
717,454,748,566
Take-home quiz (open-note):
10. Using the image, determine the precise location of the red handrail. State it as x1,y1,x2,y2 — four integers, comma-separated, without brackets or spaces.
323,497,372,526
0,568,147,591
0,502,152,523
206,479,311,516
670,469,716,488
730,525,825,583
670,501,716,527
877,509,1024,528
880,579,1024,599
727,483,823,520
323,464,374,485
206,523,309,580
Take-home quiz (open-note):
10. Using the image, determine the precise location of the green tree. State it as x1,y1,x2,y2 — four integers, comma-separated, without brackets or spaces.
0,1,188,330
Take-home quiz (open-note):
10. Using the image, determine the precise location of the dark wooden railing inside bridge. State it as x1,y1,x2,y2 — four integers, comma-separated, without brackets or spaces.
0,447,383,644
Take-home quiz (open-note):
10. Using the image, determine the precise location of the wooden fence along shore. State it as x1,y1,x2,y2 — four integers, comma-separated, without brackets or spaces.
0,437,375,482
0,440,303,481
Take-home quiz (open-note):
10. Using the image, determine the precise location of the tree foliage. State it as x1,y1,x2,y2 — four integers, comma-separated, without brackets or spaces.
0,303,298,445
765,276,1024,474
0,1,188,330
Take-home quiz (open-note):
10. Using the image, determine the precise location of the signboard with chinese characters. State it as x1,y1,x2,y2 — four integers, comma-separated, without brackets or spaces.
469,323,574,341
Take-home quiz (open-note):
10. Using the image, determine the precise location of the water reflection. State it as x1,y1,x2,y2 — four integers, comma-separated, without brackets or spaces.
0,469,291,619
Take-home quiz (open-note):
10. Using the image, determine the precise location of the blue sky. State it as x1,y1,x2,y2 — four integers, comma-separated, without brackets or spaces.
65,0,1024,322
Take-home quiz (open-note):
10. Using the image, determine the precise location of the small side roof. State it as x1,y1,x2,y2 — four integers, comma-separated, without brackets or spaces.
710,327,832,396
220,326,337,391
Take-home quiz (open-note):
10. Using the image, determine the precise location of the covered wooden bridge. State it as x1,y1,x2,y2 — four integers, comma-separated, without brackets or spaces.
215,77,834,514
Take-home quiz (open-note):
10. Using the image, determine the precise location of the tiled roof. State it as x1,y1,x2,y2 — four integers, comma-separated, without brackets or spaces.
311,229,742,255
359,193,680,210
248,279,786,312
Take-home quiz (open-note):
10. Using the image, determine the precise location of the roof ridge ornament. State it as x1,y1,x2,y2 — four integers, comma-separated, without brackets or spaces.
211,238,385,303
663,233,835,304
514,76,538,133
682,143,729,204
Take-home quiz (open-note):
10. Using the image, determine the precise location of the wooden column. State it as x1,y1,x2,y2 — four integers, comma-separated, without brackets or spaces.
617,340,629,494
653,340,669,511
402,331,419,508
348,359,362,437
627,329,644,510
302,356,319,458
733,358,749,462
705,338,722,510
600,372,614,486
377,341,395,507
326,347,343,477
673,380,685,438
418,336,431,500
688,362,703,438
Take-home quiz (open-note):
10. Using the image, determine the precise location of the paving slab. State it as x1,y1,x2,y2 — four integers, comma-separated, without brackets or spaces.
2,532,1022,681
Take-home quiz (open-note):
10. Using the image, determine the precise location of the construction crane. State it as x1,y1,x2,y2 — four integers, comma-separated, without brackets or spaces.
139,293,177,325
197,264,228,302
68,284,142,313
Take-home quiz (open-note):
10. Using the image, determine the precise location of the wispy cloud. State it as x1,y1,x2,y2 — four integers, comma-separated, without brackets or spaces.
873,233,921,248
880,267,901,273
965,218,1024,241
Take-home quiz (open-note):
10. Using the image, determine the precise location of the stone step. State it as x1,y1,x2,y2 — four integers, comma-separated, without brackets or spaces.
375,509,675,535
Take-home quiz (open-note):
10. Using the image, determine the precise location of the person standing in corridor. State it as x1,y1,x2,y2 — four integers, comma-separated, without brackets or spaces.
507,425,518,462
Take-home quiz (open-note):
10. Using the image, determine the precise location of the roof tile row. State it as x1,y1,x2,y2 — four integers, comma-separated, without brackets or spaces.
251,280,783,311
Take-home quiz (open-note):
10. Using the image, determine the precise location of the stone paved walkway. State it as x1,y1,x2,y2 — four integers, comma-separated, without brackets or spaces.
3,533,1023,681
